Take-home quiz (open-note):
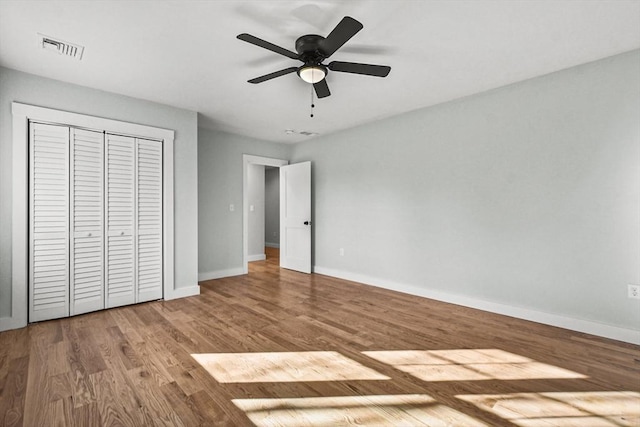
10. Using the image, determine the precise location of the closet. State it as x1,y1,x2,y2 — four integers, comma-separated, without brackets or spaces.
29,122,163,322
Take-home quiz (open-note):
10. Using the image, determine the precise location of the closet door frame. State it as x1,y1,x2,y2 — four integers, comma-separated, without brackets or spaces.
10,102,176,329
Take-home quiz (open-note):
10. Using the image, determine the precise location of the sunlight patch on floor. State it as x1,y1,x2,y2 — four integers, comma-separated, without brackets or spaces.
457,391,640,427
191,351,390,383
363,349,586,382
232,394,488,427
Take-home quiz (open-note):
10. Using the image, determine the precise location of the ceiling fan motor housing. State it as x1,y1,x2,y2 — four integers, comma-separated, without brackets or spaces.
295,34,327,62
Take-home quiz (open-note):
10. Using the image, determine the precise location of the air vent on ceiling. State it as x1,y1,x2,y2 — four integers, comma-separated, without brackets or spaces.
37,33,84,60
285,129,319,137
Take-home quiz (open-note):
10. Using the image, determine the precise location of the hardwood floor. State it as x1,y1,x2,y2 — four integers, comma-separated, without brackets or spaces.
1,247,638,426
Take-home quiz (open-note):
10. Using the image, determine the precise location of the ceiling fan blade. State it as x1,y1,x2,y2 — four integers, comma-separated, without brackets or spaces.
237,33,299,60
319,16,363,58
328,61,391,77
313,79,331,98
248,67,298,84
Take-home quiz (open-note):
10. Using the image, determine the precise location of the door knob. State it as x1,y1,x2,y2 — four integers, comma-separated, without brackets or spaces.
304,221,311,226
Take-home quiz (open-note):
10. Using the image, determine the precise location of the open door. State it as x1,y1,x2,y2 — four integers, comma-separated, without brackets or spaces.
280,161,311,273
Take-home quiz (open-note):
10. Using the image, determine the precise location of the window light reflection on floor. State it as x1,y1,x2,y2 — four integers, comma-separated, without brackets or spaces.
363,349,587,382
191,351,390,383
457,391,640,427
232,394,488,427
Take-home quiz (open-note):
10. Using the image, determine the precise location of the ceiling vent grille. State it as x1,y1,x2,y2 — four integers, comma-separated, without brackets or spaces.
286,129,319,137
38,33,84,60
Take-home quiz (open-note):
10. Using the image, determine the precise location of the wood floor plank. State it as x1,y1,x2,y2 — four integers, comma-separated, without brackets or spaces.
48,340,72,377
67,320,108,376
0,355,29,427
71,401,99,427
1,248,639,426
132,341,175,387
23,336,53,426
189,389,242,426
167,365,203,397
89,369,141,426
108,307,146,345
90,334,154,426
124,366,184,427
47,373,73,403
46,397,69,427
105,326,143,371
159,381,206,426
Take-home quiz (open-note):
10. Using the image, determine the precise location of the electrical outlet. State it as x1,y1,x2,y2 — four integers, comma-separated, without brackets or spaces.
339,248,344,256
629,285,640,300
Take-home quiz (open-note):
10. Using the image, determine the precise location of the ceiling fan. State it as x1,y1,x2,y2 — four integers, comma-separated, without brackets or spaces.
237,16,391,99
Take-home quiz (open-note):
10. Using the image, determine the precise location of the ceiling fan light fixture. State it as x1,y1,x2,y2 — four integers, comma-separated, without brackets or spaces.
298,64,326,84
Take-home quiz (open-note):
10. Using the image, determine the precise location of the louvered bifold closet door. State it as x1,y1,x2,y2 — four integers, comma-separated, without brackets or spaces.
29,123,70,322
70,128,104,315
136,138,163,302
105,134,136,308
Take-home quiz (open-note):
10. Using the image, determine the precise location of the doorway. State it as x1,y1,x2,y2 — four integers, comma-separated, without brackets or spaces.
246,164,280,263
264,166,280,261
242,155,288,274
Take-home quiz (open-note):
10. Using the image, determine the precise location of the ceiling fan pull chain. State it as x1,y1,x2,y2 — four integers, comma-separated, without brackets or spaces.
310,84,315,118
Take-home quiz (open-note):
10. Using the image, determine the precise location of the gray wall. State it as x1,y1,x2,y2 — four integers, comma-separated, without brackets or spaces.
0,66,199,319
290,50,640,332
265,167,280,247
198,128,291,277
247,164,265,258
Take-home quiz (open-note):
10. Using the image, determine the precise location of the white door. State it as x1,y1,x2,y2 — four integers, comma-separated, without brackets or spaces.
105,133,136,308
29,123,70,322
70,128,105,315
280,161,311,273
136,138,163,302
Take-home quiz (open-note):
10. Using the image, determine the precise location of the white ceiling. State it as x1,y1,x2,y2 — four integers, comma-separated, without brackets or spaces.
1,0,639,143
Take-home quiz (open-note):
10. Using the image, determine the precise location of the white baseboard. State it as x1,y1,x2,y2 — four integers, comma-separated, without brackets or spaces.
165,285,200,300
248,254,266,262
0,284,201,332
0,316,27,332
265,242,280,248
314,266,640,345
198,268,245,281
